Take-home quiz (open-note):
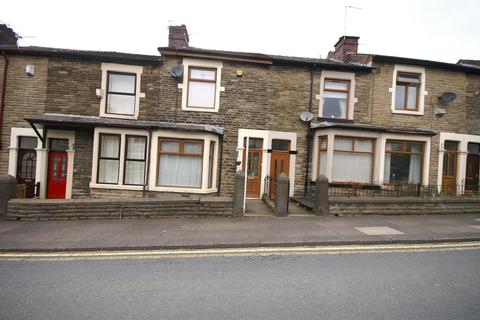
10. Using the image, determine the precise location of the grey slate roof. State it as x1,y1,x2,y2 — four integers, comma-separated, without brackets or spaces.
25,113,224,135
311,121,436,136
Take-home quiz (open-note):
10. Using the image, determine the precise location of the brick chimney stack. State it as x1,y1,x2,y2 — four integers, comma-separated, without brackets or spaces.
0,24,19,46
168,25,189,49
331,36,359,62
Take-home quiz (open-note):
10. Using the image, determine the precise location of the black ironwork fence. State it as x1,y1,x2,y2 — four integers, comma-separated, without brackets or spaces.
327,183,480,197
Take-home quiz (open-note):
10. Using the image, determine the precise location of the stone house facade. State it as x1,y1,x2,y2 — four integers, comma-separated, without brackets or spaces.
0,25,479,201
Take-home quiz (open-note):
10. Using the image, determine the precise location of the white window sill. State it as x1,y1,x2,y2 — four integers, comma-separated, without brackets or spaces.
391,109,424,116
99,113,138,120
89,183,144,191
181,106,218,113
149,186,218,194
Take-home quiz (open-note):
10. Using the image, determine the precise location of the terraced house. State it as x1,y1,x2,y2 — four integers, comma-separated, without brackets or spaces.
0,24,479,203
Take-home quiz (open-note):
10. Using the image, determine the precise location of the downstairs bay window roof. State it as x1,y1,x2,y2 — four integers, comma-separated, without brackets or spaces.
311,121,436,136
25,113,224,135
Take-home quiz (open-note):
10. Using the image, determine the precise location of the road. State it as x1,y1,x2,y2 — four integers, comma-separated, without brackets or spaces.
0,243,479,320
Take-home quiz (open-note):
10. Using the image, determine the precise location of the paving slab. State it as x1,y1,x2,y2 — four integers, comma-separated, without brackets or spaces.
0,214,479,251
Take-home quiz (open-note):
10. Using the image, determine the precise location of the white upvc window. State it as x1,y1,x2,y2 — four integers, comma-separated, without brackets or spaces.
316,71,357,120
390,64,427,115
99,63,145,119
180,58,225,112
149,130,220,193
91,128,149,190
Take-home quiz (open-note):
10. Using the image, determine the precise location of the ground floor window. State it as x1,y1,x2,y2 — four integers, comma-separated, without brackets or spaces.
332,137,374,183
157,139,203,188
97,134,121,184
317,136,327,177
384,140,423,184
124,136,147,185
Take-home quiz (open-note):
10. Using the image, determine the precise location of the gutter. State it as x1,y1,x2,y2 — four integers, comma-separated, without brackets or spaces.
0,51,9,149
304,66,314,197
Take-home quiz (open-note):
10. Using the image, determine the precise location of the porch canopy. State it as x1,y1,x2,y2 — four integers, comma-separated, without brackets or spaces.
311,121,436,136
25,113,224,146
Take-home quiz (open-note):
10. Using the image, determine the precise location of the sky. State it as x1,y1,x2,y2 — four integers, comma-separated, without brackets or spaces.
2,0,479,63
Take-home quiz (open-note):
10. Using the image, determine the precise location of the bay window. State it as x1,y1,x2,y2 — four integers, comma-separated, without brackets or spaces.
317,136,327,177
97,134,120,184
158,139,203,188
332,137,374,183
384,141,423,184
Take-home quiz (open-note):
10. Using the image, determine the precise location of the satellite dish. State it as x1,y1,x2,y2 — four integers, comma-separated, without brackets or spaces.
169,65,183,78
439,92,457,104
299,111,313,122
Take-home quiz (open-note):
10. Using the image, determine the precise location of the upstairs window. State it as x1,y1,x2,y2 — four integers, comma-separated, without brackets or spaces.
187,68,217,109
181,58,224,113
99,63,144,119
106,72,136,116
395,73,420,111
323,79,350,119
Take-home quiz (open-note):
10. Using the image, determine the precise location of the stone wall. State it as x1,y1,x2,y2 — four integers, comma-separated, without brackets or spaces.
7,196,233,220
329,197,480,215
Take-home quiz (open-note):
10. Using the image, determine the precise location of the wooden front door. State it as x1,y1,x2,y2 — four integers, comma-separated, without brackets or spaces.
466,154,479,192
269,140,291,199
442,141,458,195
47,150,68,199
16,149,37,198
243,138,263,198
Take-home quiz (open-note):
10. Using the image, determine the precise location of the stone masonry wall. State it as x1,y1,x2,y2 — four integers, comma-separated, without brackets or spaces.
0,56,49,175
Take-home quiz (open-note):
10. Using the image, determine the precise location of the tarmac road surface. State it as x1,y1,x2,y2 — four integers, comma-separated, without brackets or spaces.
0,242,479,320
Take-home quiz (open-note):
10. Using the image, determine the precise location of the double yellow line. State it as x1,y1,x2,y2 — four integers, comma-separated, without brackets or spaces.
0,242,479,262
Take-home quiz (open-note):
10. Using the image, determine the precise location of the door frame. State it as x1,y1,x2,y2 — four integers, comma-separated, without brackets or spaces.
40,130,75,199
237,129,297,199
46,139,69,199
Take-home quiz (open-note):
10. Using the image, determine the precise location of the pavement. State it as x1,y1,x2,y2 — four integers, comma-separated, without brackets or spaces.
0,209,479,251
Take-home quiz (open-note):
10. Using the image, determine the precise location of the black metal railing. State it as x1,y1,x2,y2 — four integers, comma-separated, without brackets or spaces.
327,183,480,198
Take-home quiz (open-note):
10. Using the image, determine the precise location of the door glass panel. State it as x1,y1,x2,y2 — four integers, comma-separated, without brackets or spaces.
248,152,260,177
61,155,67,179
19,137,37,149
52,155,58,180
468,143,480,154
447,155,455,176
50,139,69,151
444,141,458,151
248,138,263,149
272,139,290,151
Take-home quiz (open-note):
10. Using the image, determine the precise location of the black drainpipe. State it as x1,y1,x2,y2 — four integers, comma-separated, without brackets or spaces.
303,66,315,197
0,51,10,150
217,133,224,196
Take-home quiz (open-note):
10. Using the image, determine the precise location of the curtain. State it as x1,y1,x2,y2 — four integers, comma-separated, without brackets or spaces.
100,135,120,157
187,81,215,108
98,159,119,183
408,154,421,184
124,161,144,185
318,151,327,176
384,153,391,183
158,155,202,187
332,152,372,183
107,94,135,115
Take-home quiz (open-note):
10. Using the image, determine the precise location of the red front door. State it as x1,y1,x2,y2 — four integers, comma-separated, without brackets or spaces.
47,151,68,199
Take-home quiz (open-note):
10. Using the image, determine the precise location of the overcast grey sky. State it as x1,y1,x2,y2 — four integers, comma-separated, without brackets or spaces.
2,0,479,63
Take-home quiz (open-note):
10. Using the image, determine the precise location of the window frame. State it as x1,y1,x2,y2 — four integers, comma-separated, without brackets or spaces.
97,133,121,185
99,63,144,120
390,65,426,115
322,79,350,119
317,71,356,120
332,136,376,184
180,58,224,113
384,140,425,185
394,72,420,111
123,135,148,186
105,71,138,116
208,141,216,189
157,138,204,189
187,66,218,109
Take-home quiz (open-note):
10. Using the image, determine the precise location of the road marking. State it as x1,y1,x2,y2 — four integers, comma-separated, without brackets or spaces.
0,242,479,262
470,225,480,230
355,226,405,235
